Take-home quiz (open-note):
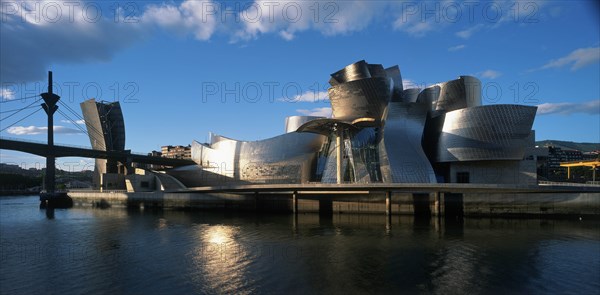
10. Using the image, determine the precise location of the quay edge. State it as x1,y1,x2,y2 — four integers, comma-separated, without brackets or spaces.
68,188,600,218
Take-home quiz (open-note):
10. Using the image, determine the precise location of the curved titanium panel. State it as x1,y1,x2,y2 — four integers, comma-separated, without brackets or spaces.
380,102,437,183
436,104,537,162
296,118,358,135
416,85,440,111
434,76,481,113
385,65,404,102
329,77,340,86
328,77,392,122
192,132,326,184
401,88,421,103
193,139,237,178
330,60,371,84
417,76,481,113
81,99,106,151
80,99,125,151
209,132,240,147
284,116,325,133
367,64,387,78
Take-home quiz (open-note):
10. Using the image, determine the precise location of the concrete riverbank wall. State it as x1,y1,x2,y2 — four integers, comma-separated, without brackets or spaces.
68,190,600,218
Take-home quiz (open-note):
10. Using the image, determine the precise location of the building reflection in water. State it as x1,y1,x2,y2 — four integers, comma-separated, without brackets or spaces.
101,208,599,293
429,238,480,293
3,198,598,294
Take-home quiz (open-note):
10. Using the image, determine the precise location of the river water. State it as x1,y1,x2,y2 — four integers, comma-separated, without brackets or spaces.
1,195,599,294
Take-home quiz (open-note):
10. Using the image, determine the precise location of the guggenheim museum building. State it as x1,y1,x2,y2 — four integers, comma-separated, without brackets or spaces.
163,60,538,188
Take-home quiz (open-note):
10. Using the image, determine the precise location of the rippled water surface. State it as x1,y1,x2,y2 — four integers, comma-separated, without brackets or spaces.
1,196,599,294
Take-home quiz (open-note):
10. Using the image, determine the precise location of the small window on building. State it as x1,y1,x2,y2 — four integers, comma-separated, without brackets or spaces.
456,172,470,183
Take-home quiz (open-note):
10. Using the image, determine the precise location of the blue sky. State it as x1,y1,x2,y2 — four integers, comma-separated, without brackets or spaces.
1,0,599,171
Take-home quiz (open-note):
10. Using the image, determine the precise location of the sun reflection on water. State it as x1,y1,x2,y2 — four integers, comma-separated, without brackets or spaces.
205,225,233,244
189,224,255,294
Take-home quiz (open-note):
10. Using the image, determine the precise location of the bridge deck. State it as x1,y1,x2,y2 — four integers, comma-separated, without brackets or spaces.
0,137,195,167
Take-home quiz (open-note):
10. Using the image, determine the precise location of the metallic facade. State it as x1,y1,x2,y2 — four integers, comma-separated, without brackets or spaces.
328,77,392,123
191,131,326,185
380,102,437,183
285,116,325,133
327,60,393,124
417,76,481,113
80,99,126,187
80,99,125,152
436,105,537,162
168,60,537,186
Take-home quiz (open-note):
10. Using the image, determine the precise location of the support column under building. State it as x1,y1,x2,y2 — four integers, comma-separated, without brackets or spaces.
336,127,342,184
292,191,298,214
434,191,443,217
386,191,392,216
319,198,333,216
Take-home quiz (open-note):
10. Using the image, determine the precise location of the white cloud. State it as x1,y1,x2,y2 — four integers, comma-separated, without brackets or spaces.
538,47,600,71
142,0,218,41
478,70,502,79
0,0,225,83
448,44,466,52
536,99,600,115
0,0,558,84
60,119,85,124
496,0,545,24
392,6,438,37
234,1,388,42
315,2,386,36
1,0,147,83
6,125,84,135
0,88,15,100
392,2,470,37
402,79,420,89
394,20,434,37
296,107,332,117
279,30,295,41
454,1,545,39
392,1,544,38
279,90,328,103
1,0,391,82
456,24,484,39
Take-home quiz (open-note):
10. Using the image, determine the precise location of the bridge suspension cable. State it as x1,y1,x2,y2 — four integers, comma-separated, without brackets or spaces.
0,104,39,114
0,95,40,103
0,98,41,122
0,108,42,133
56,109,89,135
56,108,104,145
57,101,105,141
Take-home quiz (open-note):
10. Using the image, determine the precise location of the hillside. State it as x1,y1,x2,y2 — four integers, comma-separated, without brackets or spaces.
535,140,600,152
